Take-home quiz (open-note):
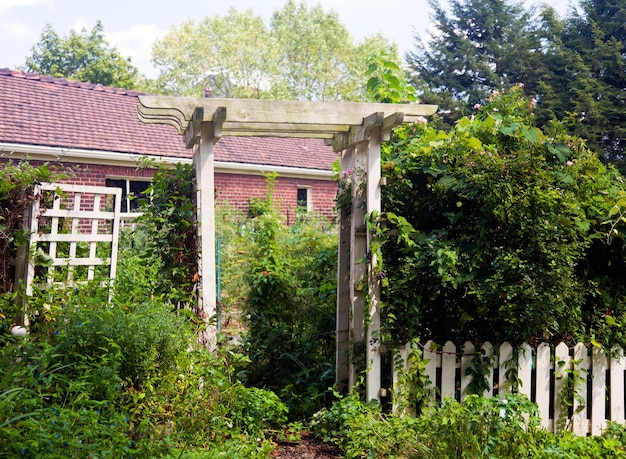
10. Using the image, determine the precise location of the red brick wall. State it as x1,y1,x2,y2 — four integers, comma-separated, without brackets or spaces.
4,159,338,223
215,173,337,223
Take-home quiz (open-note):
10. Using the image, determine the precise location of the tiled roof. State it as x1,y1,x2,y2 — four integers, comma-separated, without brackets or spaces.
0,69,336,171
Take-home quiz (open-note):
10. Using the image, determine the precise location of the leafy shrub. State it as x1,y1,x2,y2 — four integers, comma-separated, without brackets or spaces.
238,177,337,419
378,85,626,346
53,300,192,384
313,392,626,458
0,251,288,458
0,161,57,294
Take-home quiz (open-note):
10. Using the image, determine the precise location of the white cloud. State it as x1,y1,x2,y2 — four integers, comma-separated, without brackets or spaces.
71,17,91,32
107,23,164,78
1,19,33,39
0,0,51,13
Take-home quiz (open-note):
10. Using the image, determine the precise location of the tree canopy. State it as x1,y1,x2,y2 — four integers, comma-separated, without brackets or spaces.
151,1,400,100
561,0,626,166
24,21,139,89
407,0,626,170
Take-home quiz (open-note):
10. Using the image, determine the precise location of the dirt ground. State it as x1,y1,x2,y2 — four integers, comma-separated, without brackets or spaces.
271,432,343,458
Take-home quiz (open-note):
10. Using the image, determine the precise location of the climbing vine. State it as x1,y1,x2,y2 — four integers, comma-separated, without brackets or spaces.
377,85,626,348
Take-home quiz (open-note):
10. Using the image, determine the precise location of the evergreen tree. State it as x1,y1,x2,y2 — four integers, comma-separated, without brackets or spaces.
562,0,626,167
407,0,539,125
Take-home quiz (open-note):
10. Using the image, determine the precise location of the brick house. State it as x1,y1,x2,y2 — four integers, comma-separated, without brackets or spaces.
0,69,338,223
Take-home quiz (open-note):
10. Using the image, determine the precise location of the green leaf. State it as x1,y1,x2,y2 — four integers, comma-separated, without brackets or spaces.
522,127,541,144
499,123,519,135
606,315,621,327
466,137,483,149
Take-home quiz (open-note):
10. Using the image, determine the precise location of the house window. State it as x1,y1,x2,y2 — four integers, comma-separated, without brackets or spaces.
105,178,151,213
297,187,311,212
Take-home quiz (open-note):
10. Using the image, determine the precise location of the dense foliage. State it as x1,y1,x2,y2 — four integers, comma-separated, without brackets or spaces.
0,162,56,294
151,0,399,100
136,163,199,309
377,86,626,346
230,176,337,419
408,0,626,171
24,21,139,88
313,391,626,458
0,236,288,458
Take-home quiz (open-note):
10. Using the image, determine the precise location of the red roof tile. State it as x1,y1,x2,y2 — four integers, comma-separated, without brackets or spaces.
0,69,336,170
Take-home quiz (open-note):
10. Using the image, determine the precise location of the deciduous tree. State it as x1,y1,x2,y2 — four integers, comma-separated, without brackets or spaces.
152,8,273,97
151,1,400,101
24,21,138,88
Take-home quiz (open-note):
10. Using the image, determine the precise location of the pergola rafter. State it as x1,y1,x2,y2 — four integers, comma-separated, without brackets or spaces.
137,96,437,400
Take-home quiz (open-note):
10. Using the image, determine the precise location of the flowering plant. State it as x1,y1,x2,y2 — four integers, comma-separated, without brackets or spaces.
333,162,366,217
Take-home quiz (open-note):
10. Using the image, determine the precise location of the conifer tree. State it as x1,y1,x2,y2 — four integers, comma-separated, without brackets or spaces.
562,0,626,166
407,0,539,125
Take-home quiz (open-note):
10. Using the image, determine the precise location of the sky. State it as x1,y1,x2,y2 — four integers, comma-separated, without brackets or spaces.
0,0,575,80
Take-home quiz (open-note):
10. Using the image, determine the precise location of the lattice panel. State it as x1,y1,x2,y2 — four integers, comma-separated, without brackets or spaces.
25,183,122,295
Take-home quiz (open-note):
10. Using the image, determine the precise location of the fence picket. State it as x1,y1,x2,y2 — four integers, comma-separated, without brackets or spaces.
423,340,439,404
460,341,474,399
518,343,532,399
498,342,513,398
392,344,410,414
554,342,570,431
481,342,495,398
536,343,551,430
572,343,590,436
441,341,456,401
591,347,607,435
610,346,625,425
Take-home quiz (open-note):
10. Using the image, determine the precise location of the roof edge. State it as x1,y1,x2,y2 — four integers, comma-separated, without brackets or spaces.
0,142,334,180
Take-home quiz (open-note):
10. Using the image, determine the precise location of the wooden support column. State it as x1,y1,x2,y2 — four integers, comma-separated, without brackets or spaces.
336,149,352,393
350,142,368,389
191,108,225,350
366,126,382,403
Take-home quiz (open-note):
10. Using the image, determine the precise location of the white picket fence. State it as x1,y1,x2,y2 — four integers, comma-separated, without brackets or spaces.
393,341,626,436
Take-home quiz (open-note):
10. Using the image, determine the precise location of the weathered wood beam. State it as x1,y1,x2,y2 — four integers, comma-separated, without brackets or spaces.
183,107,203,149
329,112,386,152
184,107,227,149
138,96,438,136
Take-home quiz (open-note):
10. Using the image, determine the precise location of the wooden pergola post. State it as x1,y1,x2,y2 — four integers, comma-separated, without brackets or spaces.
191,109,224,348
137,97,437,399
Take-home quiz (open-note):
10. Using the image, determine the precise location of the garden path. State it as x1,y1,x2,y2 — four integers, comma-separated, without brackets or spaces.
271,431,342,458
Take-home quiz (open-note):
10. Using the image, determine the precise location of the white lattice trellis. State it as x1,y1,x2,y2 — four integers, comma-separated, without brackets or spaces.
24,183,122,296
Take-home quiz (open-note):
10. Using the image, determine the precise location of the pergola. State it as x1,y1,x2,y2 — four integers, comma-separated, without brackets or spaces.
138,96,437,400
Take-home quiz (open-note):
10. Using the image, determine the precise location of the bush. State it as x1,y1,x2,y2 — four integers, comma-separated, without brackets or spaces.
0,161,57,294
0,253,288,457
378,85,626,346
312,392,626,458
237,176,337,419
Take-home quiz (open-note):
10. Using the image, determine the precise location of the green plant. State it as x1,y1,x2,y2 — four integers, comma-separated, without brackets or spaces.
365,51,417,104
0,161,59,294
137,163,198,309
465,347,493,395
554,355,588,432
392,340,434,415
238,175,337,419
0,280,290,457
378,85,626,347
